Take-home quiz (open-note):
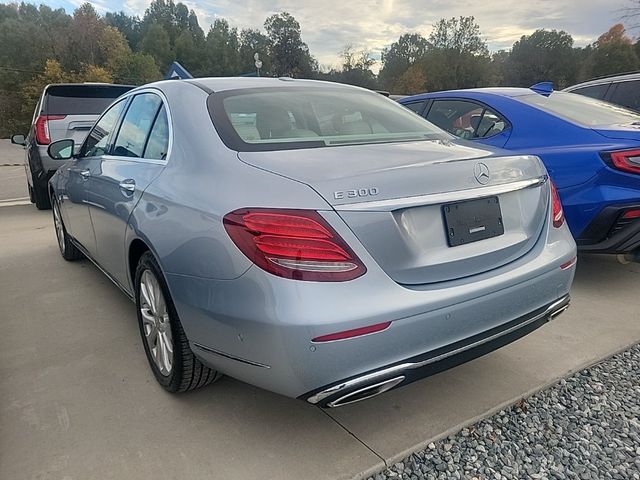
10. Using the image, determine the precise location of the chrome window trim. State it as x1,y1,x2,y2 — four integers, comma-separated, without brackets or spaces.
335,174,548,212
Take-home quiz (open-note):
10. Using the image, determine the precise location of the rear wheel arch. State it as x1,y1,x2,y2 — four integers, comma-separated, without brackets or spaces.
128,238,151,290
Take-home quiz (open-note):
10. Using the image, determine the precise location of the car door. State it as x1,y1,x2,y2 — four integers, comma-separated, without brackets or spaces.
62,99,128,256
87,91,170,288
424,98,511,148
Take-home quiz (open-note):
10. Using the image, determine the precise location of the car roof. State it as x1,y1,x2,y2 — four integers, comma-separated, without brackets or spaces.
564,72,640,90
400,87,537,102
145,77,364,94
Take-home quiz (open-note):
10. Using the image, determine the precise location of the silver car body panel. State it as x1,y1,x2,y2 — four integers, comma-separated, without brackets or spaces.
50,77,577,403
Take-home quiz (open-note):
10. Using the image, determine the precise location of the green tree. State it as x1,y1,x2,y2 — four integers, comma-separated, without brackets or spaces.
239,28,272,75
204,19,240,76
505,29,578,88
140,23,173,70
379,33,428,90
587,25,640,77
105,11,142,50
264,12,317,77
421,16,491,91
112,52,162,84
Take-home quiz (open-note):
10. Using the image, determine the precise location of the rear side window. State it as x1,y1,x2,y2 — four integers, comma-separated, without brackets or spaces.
143,106,169,160
44,85,133,115
403,101,427,115
426,99,508,139
112,94,162,158
80,99,127,157
208,87,448,152
609,80,640,112
570,84,609,100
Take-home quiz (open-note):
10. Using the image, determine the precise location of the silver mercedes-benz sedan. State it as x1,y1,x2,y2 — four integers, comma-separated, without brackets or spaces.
47,78,576,407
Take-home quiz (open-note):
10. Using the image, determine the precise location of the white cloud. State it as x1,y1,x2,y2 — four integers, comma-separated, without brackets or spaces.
111,0,629,68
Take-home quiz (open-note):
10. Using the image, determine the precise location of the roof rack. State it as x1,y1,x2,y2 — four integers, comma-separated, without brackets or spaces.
584,70,640,82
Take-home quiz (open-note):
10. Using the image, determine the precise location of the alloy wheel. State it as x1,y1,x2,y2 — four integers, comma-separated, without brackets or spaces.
139,269,174,376
52,200,65,255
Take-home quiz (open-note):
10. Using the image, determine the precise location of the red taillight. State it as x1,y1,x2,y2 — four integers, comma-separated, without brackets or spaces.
622,209,640,219
609,149,640,175
223,209,367,281
550,181,565,228
34,115,66,145
312,321,391,342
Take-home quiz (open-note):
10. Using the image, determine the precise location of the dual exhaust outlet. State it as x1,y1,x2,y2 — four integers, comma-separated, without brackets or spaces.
310,295,571,408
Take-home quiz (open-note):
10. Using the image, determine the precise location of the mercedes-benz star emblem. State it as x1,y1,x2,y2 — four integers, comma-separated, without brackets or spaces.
474,163,490,185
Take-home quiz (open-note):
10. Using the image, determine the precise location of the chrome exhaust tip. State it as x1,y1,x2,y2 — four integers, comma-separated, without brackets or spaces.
326,375,405,408
548,295,570,321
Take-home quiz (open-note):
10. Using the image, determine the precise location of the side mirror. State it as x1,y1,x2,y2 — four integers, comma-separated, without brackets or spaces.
11,134,26,146
48,139,75,160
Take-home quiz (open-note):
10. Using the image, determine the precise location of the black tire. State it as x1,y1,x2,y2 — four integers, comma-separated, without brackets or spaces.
33,180,51,210
52,196,83,261
135,251,221,392
28,182,35,203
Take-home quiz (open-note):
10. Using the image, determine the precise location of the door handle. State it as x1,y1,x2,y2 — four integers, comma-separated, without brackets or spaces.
79,169,91,179
119,179,136,195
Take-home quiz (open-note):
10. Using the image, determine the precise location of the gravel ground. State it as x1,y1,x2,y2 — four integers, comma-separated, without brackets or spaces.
368,345,640,480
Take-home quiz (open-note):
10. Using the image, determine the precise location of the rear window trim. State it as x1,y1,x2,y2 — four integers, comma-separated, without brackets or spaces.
207,87,447,152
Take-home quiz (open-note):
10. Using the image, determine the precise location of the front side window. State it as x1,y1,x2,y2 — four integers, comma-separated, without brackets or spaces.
208,87,448,152
112,93,162,158
426,100,508,139
609,80,640,112
80,99,126,158
517,91,640,126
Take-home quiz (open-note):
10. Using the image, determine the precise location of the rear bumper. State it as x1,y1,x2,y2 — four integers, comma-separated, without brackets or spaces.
302,295,570,407
577,203,640,253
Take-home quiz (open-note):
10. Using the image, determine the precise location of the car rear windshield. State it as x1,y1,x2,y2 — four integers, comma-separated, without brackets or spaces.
208,87,449,151
44,85,133,115
517,91,640,126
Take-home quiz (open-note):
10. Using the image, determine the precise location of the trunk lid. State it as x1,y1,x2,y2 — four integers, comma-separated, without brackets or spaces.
593,123,640,142
238,140,549,284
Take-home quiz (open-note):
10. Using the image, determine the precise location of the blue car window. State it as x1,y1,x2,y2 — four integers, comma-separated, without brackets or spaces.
426,100,507,139
403,101,427,115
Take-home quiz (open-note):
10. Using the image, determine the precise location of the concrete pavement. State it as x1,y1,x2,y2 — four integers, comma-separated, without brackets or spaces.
1,201,639,480
0,140,28,202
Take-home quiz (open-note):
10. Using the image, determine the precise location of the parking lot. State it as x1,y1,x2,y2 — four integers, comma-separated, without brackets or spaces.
1,143,640,480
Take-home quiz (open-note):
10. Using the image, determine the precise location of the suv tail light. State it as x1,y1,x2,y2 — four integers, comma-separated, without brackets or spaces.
223,209,367,282
608,149,640,175
34,115,65,145
550,181,564,228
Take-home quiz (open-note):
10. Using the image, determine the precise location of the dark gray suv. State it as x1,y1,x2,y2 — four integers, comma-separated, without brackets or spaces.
564,72,640,113
11,83,133,209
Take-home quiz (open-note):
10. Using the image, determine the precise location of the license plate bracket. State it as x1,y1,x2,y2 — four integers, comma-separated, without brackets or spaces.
443,196,504,247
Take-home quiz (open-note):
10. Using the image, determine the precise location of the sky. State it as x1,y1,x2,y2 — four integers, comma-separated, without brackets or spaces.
41,0,636,71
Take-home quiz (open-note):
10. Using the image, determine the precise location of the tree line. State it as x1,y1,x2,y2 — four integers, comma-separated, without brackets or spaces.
1,0,639,137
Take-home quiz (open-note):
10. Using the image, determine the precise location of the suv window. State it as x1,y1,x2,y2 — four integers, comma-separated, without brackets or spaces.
80,99,127,157
143,105,169,160
112,93,162,158
403,101,427,115
44,85,133,115
426,100,508,139
570,84,609,100
609,80,640,112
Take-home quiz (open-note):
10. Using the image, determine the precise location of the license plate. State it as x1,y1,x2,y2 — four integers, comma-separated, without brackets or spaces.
443,196,504,247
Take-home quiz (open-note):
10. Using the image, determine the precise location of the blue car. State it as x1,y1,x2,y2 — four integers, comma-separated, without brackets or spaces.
399,85,640,256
